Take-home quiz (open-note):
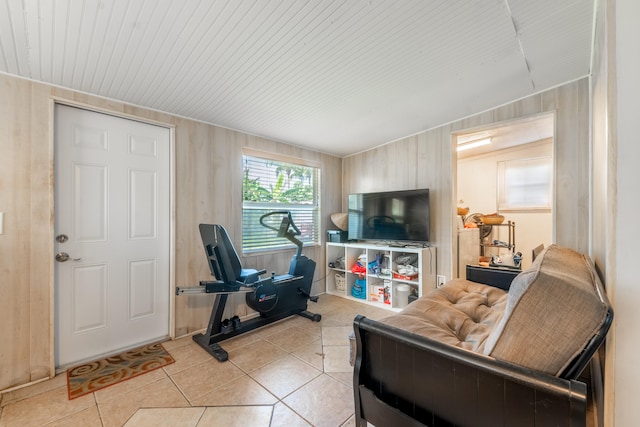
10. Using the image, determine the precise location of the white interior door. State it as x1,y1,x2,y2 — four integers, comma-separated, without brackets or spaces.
54,104,171,368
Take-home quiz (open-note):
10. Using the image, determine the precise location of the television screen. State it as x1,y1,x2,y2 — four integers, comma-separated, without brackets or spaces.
347,189,430,243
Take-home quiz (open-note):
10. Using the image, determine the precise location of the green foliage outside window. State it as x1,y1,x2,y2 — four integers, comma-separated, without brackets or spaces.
243,164,314,204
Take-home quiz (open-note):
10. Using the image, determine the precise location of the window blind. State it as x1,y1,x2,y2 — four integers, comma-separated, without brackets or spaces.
498,157,552,210
242,154,320,253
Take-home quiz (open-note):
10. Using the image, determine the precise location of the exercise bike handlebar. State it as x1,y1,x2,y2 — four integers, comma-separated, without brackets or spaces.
259,211,303,257
259,210,300,234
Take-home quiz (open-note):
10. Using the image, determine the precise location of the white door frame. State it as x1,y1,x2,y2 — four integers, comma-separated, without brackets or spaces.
50,98,176,372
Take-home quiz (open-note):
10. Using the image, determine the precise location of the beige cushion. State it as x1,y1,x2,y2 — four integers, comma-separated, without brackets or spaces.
378,279,507,351
482,245,608,376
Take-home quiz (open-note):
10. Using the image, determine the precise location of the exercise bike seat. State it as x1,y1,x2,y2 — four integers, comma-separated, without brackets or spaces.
238,268,268,285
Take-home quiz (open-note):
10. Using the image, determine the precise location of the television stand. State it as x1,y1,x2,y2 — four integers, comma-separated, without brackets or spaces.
325,242,437,311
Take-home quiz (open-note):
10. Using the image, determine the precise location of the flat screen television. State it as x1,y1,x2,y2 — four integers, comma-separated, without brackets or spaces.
347,188,430,243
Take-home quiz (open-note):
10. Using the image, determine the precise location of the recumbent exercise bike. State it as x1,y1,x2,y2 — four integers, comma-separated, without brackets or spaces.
177,211,321,362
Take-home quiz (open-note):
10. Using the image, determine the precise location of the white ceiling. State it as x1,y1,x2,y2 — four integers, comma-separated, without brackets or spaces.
0,0,595,157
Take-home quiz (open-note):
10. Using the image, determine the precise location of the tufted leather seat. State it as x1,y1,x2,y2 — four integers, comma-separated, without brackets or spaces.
378,279,508,352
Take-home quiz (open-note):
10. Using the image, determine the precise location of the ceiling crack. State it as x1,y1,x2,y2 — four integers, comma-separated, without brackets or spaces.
504,0,535,91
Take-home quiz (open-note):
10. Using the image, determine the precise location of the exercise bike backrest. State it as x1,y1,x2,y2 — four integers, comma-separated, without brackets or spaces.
199,224,265,287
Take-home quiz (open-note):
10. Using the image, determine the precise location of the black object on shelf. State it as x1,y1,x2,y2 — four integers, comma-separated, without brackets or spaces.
327,229,349,243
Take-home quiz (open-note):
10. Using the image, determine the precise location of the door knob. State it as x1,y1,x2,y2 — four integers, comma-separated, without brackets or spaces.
55,252,81,262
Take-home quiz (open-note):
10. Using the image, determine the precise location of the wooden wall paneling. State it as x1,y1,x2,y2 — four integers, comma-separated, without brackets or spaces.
172,119,190,337
433,126,454,278
227,128,246,236
572,79,591,254
417,134,434,194
0,77,55,388
322,152,343,222
340,157,351,207
361,150,377,193
589,3,615,425
458,110,499,133
343,79,590,281
341,155,357,196
547,79,590,252
494,91,543,123
317,151,342,295
30,81,54,380
394,138,419,189
590,0,610,283
377,143,394,189
0,76,31,389
220,128,243,236
546,87,575,249
175,119,214,336
421,126,452,279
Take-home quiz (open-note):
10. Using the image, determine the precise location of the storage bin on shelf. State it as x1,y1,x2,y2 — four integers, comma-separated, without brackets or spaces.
352,277,366,299
393,253,419,282
368,279,392,305
392,271,419,281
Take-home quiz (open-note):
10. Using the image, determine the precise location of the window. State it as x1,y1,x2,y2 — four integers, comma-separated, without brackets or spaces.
497,157,552,210
242,152,320,253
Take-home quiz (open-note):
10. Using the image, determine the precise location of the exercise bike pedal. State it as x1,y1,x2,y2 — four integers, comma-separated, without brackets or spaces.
298,288,319,303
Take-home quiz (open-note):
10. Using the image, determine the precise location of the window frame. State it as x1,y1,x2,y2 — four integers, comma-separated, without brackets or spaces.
241,149,321,255
497,156,552,211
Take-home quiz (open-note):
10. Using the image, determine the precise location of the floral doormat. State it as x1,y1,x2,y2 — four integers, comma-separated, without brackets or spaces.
66,342,175,400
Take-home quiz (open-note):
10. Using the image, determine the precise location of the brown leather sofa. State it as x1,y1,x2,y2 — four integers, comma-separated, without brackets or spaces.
352,245,613,427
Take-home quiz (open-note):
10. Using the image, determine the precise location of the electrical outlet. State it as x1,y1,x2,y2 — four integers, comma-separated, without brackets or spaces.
436,275,446,288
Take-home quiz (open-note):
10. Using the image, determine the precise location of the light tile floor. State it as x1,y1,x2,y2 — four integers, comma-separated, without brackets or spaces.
0,294,390,427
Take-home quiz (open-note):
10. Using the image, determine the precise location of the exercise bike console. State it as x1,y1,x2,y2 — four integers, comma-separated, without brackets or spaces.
177,212,321,362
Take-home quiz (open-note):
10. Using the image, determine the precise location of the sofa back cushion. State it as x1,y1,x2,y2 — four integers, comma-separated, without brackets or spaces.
482,245,609,376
